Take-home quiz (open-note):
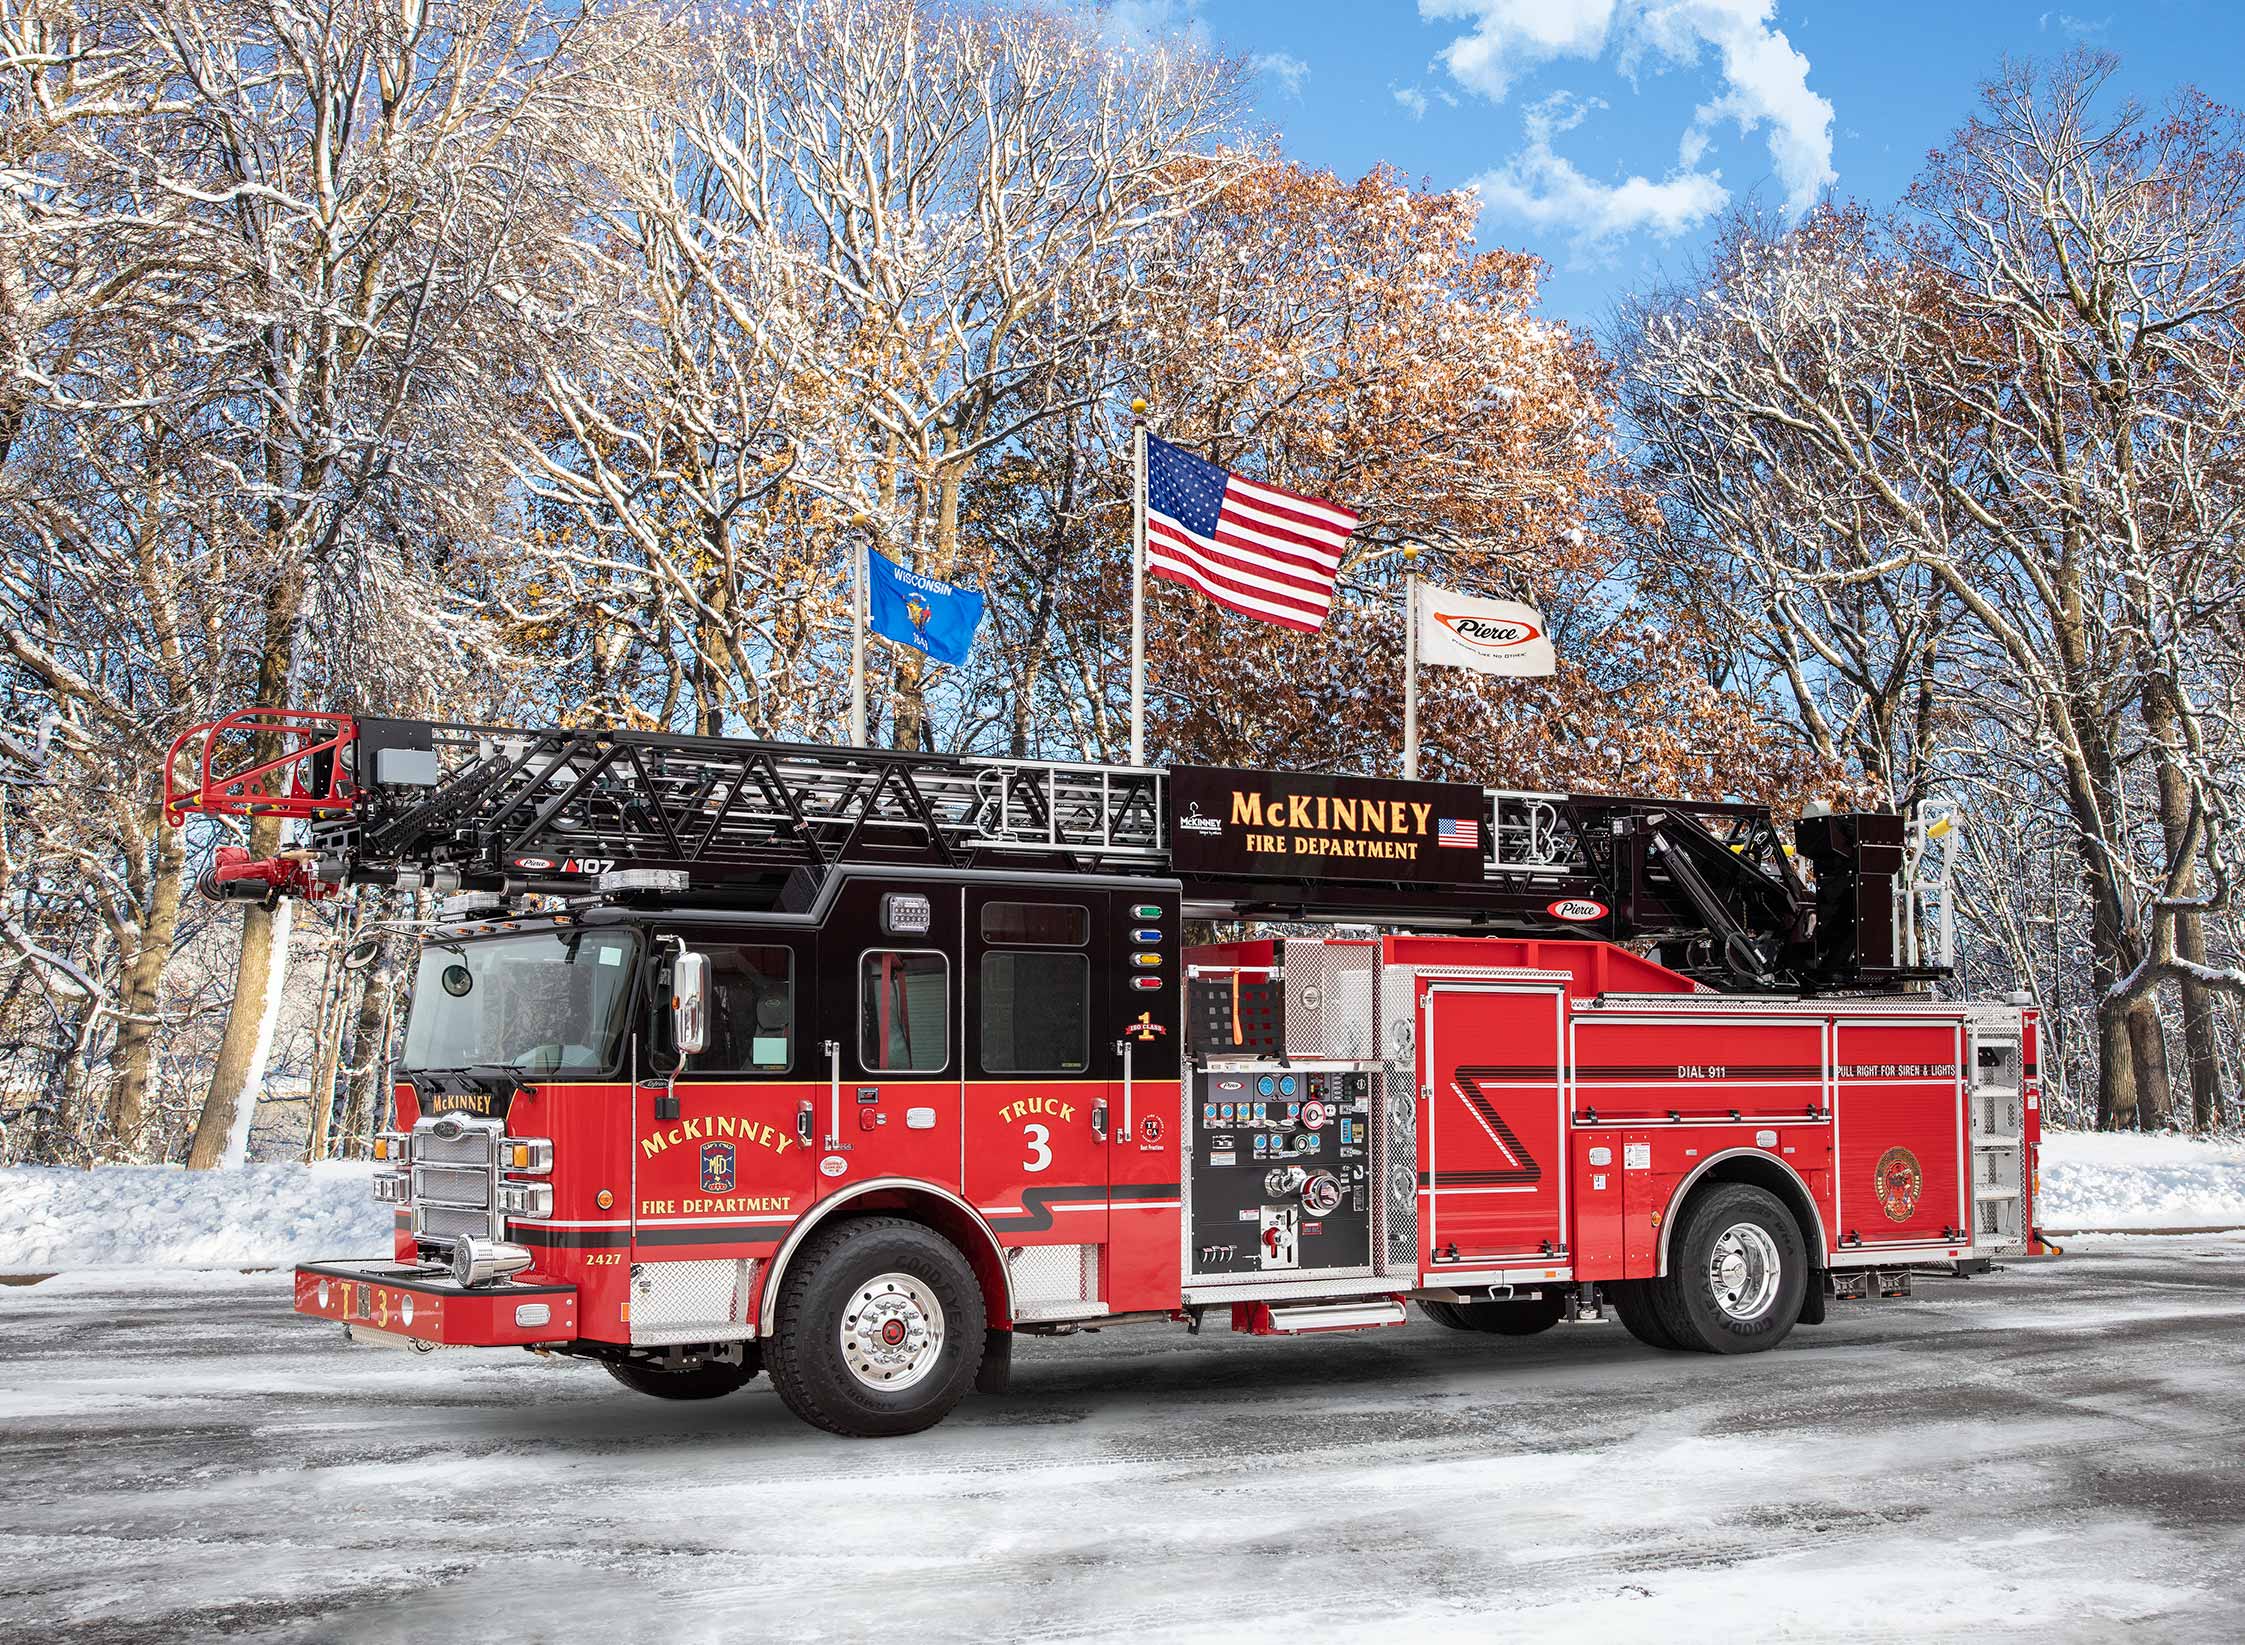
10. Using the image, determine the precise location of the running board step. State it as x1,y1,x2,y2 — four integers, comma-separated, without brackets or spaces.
1233,1299,1408,1336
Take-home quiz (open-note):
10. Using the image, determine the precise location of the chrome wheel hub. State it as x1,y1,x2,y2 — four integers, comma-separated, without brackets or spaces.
841,1272,945,1391
1707,1223,1782,1321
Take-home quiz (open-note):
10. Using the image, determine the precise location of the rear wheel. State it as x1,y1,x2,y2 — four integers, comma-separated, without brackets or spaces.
1648,1183,1807,1355
603,1351,760,1401
1603,1280,1686,1350
765,1217,985,1437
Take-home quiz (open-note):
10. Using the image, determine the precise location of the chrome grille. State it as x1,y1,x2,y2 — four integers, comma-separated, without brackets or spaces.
418,1126,497,1166
407,1114,505,1246
414,1202,496,1241
414,1165,492,1207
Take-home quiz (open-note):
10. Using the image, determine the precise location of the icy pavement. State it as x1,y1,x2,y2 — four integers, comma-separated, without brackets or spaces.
3,1240,2244,1644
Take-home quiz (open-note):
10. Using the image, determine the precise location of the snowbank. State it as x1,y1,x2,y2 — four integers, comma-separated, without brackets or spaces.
2038,1130,2245,1230
0,1161,389,1273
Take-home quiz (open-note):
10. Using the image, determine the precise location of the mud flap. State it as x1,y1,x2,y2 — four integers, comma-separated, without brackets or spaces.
1798,1274,1828,1326
975,1327,1012,1394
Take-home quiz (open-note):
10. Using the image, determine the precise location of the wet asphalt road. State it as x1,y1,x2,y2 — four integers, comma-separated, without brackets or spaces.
2,1237,2242,1644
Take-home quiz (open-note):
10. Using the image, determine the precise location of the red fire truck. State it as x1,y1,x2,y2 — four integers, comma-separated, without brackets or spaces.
165,708,2044,1437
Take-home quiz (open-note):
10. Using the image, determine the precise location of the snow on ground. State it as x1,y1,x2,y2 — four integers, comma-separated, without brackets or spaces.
2038,1129,2245,1229
3,1236,2243,1643
0,1161,387,1273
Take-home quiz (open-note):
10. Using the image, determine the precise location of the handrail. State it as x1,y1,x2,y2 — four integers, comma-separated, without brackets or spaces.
162,708,359,826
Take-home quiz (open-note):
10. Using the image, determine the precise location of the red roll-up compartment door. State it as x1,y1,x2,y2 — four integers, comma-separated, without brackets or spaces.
1419,982,1568,1268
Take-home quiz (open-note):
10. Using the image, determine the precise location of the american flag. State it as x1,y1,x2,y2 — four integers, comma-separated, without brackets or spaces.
1437,816,1480,850
1144,434,1357,633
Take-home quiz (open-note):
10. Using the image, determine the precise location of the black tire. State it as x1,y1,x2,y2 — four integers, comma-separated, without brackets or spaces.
1648,1183,1807,1355
765,1217,985,1438
1604,1279,1686,1350
604,1351,761,1401
1417,1300,1472,1330
1451,1294,1569,1336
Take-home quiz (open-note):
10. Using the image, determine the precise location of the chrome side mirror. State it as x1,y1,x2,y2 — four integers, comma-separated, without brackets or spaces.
672,950,710,1057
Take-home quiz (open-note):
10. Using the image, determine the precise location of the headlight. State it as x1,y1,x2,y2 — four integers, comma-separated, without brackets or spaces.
372,1173,410,1204
372,1131,412,1164
496,1181,553,1219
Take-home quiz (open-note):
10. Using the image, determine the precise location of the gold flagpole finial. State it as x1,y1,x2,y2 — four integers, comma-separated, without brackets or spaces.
1131,398,1148,417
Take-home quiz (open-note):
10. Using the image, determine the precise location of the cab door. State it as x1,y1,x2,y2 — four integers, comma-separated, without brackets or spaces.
964,890,1111,1271
630,935,823,1316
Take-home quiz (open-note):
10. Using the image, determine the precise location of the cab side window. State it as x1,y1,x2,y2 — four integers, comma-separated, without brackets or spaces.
980,952,1088,1073
861,951,948,1072
696,945,794,1073
978,902,1091,1074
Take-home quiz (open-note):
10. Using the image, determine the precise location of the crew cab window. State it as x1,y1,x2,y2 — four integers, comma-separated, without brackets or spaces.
979,901,1089,946
980,952,1089,1073
861,951,948,1072
696,945,794,1073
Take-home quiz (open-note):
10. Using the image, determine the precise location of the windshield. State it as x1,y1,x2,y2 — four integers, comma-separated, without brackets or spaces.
400,929,638,1075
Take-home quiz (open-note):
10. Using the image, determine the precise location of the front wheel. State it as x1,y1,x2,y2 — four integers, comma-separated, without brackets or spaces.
604,1351,761,1401
1649,1183,1807,1354
765,1217,986,1437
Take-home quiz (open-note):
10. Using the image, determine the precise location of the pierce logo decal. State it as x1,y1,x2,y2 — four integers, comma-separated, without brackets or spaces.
1547,898,1607,923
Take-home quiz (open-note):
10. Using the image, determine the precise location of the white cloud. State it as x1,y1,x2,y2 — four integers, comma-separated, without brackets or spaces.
1466,90,1727,247
1252,51,1310,98
1424,0,1834,229
1424,0,1618,101
1394,84,1431,120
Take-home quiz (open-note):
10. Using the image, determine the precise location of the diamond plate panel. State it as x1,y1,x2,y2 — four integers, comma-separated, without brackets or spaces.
1377,964,1421,1275
1284,939,1380,1060
1007,1243,1101,1319
630,1258,757,1345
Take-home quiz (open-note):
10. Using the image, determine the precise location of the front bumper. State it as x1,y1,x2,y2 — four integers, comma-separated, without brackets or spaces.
294,1259,578,1347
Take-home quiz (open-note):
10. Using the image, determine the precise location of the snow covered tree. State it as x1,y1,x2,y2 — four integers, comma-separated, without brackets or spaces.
1625,53,2245,1128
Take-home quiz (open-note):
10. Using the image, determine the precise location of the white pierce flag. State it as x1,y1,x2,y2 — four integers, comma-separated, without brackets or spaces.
1413,581,1555,677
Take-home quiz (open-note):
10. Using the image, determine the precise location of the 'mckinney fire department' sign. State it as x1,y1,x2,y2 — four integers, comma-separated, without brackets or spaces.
1168,766,1487,885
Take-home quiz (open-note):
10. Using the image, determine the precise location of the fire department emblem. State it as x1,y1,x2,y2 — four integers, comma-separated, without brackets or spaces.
1873,1145,1923,1222
699,1141,737,1194
1141,1114,1164,1144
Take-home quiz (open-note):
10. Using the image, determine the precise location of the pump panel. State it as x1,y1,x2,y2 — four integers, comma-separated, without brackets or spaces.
1188,1062,1376,1282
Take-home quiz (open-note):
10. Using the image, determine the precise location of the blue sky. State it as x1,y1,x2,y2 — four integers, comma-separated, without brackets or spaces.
1118,1,2245,332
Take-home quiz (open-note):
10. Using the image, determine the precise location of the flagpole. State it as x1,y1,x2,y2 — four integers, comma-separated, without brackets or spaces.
848,511,868,747
1128,398,1148,768
1402,543,1421,781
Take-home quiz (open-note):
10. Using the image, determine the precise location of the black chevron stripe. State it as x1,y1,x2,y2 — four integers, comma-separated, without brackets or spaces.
1446,1068,1543,1186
